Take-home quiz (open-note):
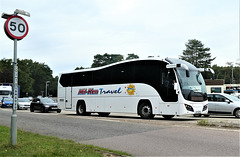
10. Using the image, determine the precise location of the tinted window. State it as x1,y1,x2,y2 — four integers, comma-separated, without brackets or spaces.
59,73,72,87
214,95,226,102
72,71,93,86
207,94,214,101
112,62,134,84
93,67,112,85
59,60,177,102
134,60,177,102
93,62,134,85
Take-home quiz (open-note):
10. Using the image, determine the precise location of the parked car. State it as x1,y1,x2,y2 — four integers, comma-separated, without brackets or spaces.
30,97,61,113
17,98,31,110
206,93,240,118
0,97,13,108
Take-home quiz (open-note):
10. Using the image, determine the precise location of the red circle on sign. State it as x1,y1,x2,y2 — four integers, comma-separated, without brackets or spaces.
4,15,29,40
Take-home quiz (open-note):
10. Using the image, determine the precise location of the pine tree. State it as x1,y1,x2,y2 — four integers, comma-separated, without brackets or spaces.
179,39,215,68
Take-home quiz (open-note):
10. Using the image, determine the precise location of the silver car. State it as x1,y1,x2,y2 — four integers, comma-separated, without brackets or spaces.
18,98,31,110
207,93,240,118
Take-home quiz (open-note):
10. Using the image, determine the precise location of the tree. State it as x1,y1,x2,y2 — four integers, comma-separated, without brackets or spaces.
0,58,13,83
75,66,86,70
91,53,124,68
179,39,215,68
126,53,139,60
0,58,57,97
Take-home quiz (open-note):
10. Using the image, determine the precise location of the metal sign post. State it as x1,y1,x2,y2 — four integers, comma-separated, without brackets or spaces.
11,38,18,146
1,9,30,146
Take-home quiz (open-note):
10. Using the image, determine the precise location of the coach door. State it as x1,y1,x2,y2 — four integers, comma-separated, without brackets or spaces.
65,87,72,109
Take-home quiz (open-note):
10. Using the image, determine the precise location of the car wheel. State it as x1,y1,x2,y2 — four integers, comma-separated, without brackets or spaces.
138,102,154,119
57,110,61,113
234,109,240,118
30,106,34,112
41,106,45,113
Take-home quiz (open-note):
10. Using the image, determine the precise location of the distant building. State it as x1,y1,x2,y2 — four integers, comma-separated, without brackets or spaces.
205,79,240,95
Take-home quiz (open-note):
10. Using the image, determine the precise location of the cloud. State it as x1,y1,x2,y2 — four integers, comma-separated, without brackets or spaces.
0,0,239,77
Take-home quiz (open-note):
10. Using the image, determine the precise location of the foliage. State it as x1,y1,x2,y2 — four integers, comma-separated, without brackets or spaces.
179,39,216,68
126,53,139,60
0,59,57,97
211,64,240,84
0,125,130,157
1,49,239,98
75,66,86,70
91,53,124,68
91,53,140,68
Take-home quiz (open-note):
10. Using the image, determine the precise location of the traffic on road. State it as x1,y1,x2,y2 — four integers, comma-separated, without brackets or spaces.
0,107,239,156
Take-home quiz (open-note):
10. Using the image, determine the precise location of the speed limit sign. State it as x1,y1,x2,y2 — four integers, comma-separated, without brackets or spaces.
4,15,29,40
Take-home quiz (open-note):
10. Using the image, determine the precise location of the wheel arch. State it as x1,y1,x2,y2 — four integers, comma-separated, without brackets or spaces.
233,107,240,116
76,99,86,114
76,99,86,107
137,99,152,115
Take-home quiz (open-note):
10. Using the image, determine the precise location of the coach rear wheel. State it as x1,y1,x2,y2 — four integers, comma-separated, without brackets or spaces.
76,102,91,116
139,102,154,119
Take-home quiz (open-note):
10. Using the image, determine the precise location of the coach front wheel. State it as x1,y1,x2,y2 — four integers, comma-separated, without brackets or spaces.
139,102,154,119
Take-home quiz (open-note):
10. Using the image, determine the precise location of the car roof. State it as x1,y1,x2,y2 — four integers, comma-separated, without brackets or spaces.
208,93,228,96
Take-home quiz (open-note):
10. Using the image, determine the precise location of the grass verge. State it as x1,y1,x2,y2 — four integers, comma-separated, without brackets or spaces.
0,125,130,157
197,119,238,128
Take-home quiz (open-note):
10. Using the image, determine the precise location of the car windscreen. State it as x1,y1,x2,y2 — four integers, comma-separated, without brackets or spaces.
18,98,31,102
41,98,55,103
224,94,240,101
4,98,13,101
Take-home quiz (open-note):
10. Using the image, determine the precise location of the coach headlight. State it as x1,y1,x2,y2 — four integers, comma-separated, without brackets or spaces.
202,104,208,111
185,104,194,112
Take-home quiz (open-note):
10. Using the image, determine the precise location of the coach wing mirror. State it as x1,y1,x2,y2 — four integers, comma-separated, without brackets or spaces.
166,64,190,77
198,68,215,80
174,82,180,94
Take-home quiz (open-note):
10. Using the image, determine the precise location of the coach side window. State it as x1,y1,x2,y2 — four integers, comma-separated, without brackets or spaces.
111,62,134,84
93,67,113,85
59,73,72,87
72,72,93,86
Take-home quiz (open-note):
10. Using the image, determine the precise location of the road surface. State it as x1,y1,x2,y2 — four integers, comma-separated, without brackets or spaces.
0,108,239,156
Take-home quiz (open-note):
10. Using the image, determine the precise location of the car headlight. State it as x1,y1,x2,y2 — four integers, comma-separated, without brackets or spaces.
45,105,49,108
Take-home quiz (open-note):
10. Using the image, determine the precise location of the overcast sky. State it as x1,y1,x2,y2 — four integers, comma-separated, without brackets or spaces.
0,0,239,76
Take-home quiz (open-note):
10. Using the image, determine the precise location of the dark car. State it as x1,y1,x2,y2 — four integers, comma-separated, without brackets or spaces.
30,97,61,113
0,97,13,108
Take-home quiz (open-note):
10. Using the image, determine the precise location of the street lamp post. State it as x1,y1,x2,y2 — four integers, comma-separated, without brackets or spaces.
45,81,50,97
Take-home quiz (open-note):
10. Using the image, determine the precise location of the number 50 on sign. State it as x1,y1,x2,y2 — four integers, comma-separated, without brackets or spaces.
4,15,29,40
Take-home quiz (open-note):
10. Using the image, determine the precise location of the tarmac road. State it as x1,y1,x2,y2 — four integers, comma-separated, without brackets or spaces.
0,108,239,156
